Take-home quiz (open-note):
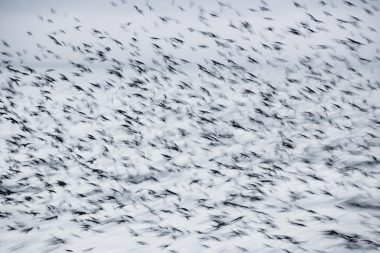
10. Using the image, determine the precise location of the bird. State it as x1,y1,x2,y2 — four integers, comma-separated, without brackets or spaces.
0,0,379,252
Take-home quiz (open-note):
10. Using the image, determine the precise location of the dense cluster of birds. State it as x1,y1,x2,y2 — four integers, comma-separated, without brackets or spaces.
0,0,379,252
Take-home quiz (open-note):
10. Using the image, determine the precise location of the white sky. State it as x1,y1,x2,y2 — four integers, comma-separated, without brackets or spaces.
0,0,379,72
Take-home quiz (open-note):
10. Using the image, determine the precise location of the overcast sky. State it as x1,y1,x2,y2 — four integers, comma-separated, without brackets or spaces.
0,0,379,73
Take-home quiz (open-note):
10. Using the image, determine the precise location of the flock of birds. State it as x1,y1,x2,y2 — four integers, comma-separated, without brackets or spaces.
0,0,379,252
